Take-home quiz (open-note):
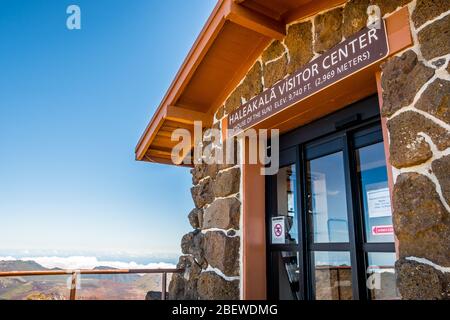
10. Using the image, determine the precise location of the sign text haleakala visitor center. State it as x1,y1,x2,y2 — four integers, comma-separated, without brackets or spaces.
227,22,389,133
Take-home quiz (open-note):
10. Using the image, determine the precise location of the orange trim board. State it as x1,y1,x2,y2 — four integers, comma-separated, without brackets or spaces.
227,1,286,40
242,142,266,300
375,71,400,259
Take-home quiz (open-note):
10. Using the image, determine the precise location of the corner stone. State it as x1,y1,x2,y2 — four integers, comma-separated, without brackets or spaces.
432,155,450,206
369,0,410,16
263,53,288,88
225,87,243,114
191,164,205,186
418,14,450,61
168,255,202,300
262,41,286,63
203,197,241,230
197,272,240,300
188,208,203,229
415,78,450,124
191,177,214,208
381,50,434,117
213,167,241,198
284,21,313,74
181,230,206,268
396,258,450,300
412,0,450,28
240,61,263,101
393,173,450,267
204,231,240,277
314,8,343,54
343,0,369,39
387,111,450,168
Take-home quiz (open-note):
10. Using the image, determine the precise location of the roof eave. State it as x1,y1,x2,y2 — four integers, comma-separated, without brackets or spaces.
135,0,230,161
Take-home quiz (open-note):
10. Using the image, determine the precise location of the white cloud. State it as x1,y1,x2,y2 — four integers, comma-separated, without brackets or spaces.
0,256,176,270
0,256,16,261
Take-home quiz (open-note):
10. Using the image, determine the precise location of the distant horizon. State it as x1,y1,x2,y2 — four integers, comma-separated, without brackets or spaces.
0,248,180,260
0,250,179,270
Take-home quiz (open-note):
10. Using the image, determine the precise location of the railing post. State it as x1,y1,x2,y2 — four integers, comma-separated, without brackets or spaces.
161,272,167,300
70,272,77,300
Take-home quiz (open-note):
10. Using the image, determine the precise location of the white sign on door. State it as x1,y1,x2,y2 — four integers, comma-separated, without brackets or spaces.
271,216,286,244
367,187,391,218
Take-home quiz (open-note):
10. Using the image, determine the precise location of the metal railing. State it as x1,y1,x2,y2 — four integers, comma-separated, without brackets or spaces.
0,268,183,300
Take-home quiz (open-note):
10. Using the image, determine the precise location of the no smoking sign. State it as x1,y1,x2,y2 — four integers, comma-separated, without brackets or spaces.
271,217,286,244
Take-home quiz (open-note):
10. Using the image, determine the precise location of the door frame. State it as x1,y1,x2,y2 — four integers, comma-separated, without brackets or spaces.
266,95,395,300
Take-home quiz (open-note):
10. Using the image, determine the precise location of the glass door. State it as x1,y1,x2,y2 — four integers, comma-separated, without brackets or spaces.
267,147,303,300
352,127,399,300
304,137,354,300
267,99,399,300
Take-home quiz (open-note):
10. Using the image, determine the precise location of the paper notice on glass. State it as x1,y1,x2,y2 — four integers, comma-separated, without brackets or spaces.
367,187,392,218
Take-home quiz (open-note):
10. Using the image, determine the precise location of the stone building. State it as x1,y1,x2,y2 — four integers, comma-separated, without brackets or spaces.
135,0,450,300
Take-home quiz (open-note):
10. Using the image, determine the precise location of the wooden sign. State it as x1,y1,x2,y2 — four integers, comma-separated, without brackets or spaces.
227,21,389,133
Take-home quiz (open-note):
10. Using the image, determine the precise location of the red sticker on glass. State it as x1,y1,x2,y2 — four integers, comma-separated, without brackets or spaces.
372,225,394,235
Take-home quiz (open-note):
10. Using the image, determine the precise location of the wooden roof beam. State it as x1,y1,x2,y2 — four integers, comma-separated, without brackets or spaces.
148,137,195,167
233,0,282,21
157,129,191,139
227,1,286,40
147,148,173,158
165,106,212,127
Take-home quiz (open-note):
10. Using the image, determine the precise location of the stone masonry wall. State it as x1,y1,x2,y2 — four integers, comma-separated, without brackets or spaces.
168,122,242,300
170,0,450,300
379,0,450,300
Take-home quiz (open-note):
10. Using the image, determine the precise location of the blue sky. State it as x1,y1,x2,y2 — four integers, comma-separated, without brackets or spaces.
0,0,217,256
